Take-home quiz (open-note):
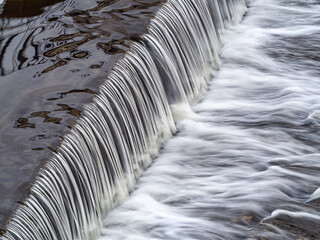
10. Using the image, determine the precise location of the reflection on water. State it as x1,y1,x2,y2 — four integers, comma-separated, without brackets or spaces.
47,88,98,101
0,0,64,18
15,117,35,128
0,0,165,77
0,0,166,228
97,40,127,55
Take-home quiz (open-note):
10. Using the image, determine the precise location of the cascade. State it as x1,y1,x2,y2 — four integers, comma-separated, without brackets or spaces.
2,0,247,239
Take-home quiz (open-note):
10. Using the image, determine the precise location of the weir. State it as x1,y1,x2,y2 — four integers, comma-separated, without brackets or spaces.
1,0,247,239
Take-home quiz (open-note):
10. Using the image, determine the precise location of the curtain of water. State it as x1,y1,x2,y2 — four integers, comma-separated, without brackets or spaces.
97,0,320,239
3,0,247,239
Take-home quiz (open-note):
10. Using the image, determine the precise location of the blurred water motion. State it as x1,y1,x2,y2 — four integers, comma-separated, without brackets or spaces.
97,0,320,239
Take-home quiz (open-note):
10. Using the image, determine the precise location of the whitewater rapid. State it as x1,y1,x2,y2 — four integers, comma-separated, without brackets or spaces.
98,0,320,239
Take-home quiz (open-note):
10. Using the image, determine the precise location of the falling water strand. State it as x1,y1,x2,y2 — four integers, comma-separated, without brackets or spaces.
97,0,320,239
3,0,247,239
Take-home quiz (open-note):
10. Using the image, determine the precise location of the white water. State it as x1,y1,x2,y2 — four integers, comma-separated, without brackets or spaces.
98,0,320,239
3,0,248,239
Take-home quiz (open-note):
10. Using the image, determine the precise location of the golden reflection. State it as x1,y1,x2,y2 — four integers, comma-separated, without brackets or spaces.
90,64,101,69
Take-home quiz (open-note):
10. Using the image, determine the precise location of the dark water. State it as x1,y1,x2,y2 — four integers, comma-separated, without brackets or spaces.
0,0,165,228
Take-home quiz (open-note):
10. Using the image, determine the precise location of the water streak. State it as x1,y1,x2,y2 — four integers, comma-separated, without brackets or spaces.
96,0,320,239
3,0,247,239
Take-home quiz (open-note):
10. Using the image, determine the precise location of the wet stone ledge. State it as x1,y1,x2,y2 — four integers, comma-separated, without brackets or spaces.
0,0,166,229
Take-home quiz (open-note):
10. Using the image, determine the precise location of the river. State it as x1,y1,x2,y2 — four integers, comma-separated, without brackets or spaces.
98,0,320,239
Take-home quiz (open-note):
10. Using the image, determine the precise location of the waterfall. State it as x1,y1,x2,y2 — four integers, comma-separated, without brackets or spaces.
2,0,247,239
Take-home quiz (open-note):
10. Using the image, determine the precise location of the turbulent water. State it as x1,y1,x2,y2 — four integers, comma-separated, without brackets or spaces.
97,0,320,239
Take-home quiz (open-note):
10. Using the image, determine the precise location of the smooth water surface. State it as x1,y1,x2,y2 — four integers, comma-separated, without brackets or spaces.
98,0,320,239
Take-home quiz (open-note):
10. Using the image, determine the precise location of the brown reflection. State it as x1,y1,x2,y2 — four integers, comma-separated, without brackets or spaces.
90,64,101,69
15,118,35,128
15,105,80,129
50,33,85,42
47,88,97,101
30,111,61,124
97,40,127,55
47,16,59,22
0,0,64,18
29,134,61,141
31,148,44,151
55,104,81,117
47,97,59,101
73,51,89,58
16,201,26,206
15,104,81,130
41,60,67,74
65,9,106,25
44,33,96,58
61,88,97,96
73,15,102,24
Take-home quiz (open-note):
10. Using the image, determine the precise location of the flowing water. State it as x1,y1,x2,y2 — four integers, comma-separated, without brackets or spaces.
96,0,320,239
2,0,248,239
3,0,320,239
